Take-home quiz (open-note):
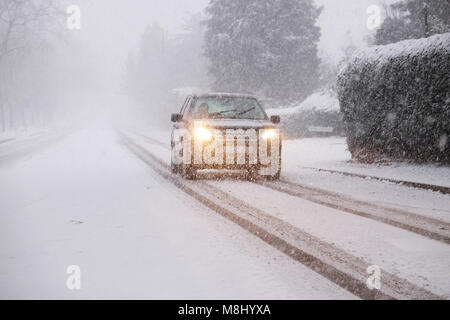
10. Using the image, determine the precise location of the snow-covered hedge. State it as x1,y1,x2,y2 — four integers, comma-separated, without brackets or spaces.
337,33,450,163
266,90,344,138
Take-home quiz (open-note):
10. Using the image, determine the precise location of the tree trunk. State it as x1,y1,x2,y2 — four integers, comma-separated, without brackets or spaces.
424,2,430,37
0,100,5,132
8,101,14,131
22,107,27,131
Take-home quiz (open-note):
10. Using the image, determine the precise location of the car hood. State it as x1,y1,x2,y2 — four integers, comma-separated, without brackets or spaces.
190,119,274,129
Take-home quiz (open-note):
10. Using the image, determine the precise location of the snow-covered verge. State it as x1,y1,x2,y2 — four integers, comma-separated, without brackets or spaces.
282,137,450,221
338,33,450,164
282,137,450,188
266,90,344,138
0,128,49,144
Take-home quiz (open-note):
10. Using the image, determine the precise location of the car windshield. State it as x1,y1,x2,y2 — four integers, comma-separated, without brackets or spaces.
188,97,268,120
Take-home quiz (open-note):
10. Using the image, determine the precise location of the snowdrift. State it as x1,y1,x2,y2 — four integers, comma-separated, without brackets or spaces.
337,33,450,163
266,91,344,138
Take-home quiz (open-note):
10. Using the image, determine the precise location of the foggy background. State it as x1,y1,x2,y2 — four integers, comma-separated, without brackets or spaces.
0,0,394,133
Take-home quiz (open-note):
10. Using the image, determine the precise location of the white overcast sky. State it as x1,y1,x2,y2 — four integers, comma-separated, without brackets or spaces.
72,0,391,85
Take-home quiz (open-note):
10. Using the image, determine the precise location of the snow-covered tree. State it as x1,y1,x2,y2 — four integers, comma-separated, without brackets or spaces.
374,0,450,45
124,14,211,115
171,13,211,91
0,0,62,62
0,0,64,132
133,22,170,105
204,0,322,104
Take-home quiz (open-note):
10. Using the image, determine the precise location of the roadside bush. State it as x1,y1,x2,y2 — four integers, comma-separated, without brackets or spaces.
337,33,450,163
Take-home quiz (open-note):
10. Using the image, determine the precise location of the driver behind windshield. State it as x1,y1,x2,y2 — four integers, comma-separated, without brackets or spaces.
189,97,267,120
195,103,210,118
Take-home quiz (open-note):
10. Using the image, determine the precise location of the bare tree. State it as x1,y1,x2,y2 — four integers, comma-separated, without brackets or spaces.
0,0,61,61
0,0,63,132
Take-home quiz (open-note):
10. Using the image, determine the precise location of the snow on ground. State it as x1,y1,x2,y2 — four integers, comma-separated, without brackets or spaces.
2,126,448,299
0,128,355,299
0,128,48,145
282,137,450,221
208,179,450,297
283,136,450,188
0,128,73,168
133,129,450,297
136,128,450,222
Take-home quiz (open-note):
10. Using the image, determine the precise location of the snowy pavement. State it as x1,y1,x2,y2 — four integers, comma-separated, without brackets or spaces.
0,129,355,299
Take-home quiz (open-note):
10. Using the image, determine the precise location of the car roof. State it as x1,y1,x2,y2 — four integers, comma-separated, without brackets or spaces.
191,92,259,100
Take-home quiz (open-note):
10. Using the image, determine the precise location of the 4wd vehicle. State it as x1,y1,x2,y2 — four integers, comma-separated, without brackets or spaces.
170,93,281,180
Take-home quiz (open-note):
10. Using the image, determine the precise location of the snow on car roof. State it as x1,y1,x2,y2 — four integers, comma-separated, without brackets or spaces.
192,92,259,99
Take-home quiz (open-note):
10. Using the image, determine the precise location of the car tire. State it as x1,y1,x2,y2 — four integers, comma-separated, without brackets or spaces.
265,143,282,180
182,165,197,180
171,162,182,174
245,167,259,181
170,149,182,174
265,170,281,181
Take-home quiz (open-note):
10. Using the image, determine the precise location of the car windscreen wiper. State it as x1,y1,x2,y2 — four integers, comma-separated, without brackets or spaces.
235,106,256,116
209,108,237,118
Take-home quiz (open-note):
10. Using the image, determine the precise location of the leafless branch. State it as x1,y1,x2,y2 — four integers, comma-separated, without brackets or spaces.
0,0,63,61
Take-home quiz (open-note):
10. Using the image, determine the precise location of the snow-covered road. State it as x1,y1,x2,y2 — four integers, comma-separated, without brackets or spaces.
1,127,449,299
0,129,355,299
122,128,450,299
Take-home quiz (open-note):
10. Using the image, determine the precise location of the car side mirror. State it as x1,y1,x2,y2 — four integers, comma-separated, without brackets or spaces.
171,113,183,122
270,115,280,124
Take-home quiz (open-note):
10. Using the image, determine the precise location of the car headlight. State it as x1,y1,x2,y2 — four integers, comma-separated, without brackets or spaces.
262,129,276,140
194,126,212,142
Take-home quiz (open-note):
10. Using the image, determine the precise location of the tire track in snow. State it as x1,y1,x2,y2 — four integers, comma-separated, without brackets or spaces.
119,131,442,300
135,132,450,245
259,179,450,245
0,130,73,166
302,166,450,195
